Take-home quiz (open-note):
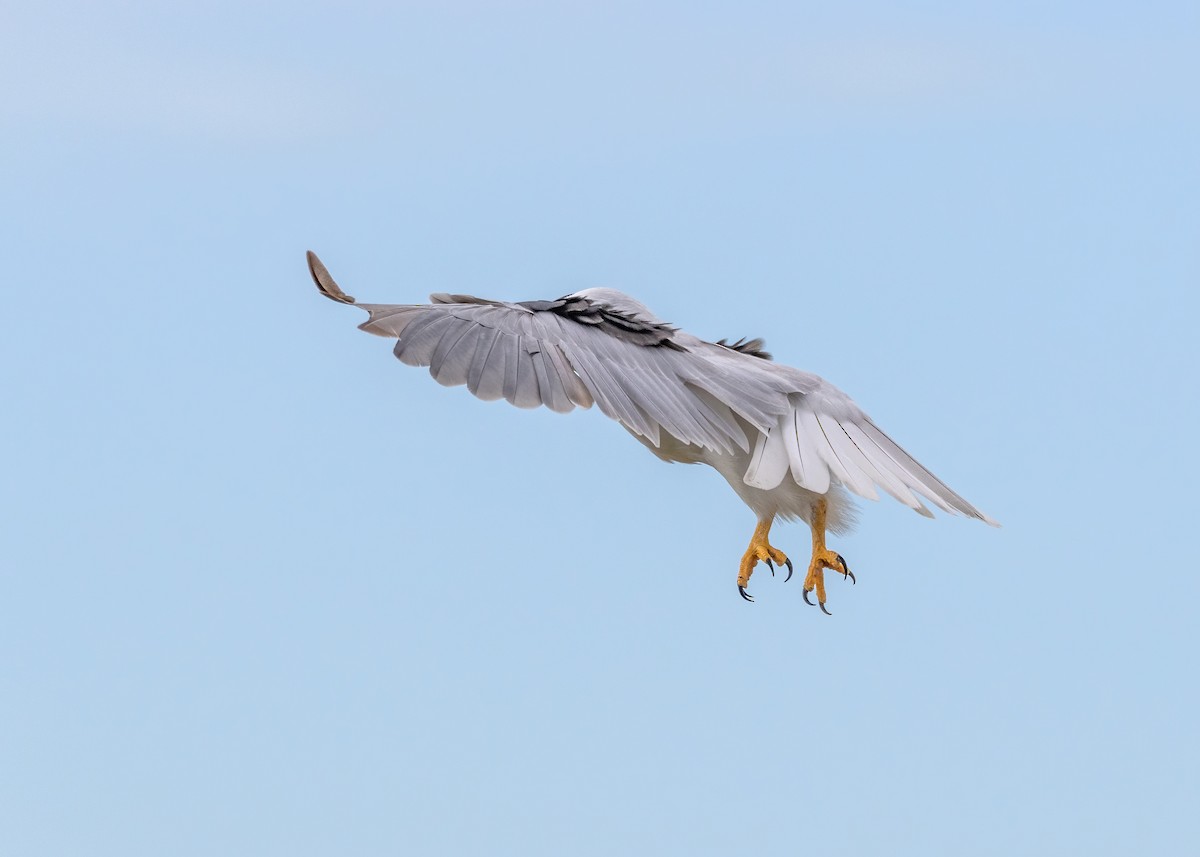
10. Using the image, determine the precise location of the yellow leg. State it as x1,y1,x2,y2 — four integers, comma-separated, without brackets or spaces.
736,516,793,602
803,498,855,615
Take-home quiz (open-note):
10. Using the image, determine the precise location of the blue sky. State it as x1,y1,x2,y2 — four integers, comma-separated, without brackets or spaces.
2,2,1197,854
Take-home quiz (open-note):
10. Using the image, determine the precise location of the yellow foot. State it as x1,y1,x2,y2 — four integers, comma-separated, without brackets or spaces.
802,549,855,615
736,523,793,602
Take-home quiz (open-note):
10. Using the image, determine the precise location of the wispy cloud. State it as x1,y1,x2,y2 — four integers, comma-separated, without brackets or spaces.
0,11,362,143
1,3,1194,150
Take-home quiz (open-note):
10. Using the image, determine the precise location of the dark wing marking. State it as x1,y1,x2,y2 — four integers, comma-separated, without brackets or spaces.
516,296,686,350
716,337,772,360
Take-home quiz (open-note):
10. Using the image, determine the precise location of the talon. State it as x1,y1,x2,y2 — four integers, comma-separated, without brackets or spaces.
784,557,794,583
802,588,815,607
802,500,854,612
738,519,792,600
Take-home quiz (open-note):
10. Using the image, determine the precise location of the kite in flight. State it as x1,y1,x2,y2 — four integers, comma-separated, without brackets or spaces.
308,251,996,614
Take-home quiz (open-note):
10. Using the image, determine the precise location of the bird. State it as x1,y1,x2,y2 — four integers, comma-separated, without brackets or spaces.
307,251,996,614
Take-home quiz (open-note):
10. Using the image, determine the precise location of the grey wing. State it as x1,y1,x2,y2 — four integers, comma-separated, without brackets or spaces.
740,368,999,525
309,252,790,455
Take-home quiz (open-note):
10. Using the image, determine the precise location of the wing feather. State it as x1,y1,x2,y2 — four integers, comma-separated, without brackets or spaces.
839,421,930,514
509,335,542,409
545,344,594,409
619,355,716,448
790,409,850,492
858,418,997,524
685,386,752,454
744,425,790,490
786,407,831,494
529,346,573,414
499,331,521,406
473,330,510,402
466,326,504,400
428,318,477,387
392,314,458,367
355,304,424,337
556,339,661,443
815,412,879,500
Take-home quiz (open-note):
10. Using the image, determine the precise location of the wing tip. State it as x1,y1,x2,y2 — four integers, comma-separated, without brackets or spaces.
307,250,357,305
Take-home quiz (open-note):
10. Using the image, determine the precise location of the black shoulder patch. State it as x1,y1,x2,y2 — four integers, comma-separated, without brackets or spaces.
716,337,772,360
519,296,686,350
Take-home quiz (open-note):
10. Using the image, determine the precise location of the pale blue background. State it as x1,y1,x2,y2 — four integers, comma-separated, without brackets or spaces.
2,2,1197,855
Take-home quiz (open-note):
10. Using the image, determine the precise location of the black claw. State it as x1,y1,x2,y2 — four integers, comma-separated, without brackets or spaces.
802,588,815,607
837,554,856,585
765,557,775,577
739,585,754,602
819,601,832,616
784,557,794,583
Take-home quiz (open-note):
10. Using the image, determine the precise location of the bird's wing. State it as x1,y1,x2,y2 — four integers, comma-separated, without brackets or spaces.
308,252,790,455
310,252,995,524
741,369,998,525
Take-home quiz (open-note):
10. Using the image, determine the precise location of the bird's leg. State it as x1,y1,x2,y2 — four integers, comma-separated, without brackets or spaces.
736,516,793,602
803,498,855,615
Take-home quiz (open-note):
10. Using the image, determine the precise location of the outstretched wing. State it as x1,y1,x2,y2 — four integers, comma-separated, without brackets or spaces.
310,251,995,525
741,380,998,525
308,251,790,455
